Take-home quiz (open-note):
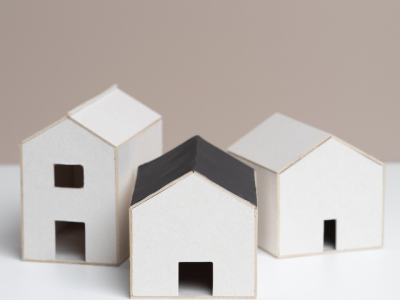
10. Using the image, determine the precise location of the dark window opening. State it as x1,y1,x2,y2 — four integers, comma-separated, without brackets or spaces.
55,221,85,262
54,164,84,188
324,219,336,251
179,262,213,296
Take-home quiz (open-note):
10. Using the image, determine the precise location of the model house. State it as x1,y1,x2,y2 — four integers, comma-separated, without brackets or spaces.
129,136,257,298
21,85,162,265
228,113,385,258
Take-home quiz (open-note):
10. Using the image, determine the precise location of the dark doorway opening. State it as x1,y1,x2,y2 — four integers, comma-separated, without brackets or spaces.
54,164,84,188
55,221,85,262
324,219,336,251
179,262,213,296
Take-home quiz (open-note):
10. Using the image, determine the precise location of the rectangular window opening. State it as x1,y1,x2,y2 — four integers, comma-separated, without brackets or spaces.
323,219,336,251
55,221,85,262
54,164,84,188
179,262,213,296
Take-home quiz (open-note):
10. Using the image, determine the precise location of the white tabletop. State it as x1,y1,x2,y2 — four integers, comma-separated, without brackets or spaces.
0,164,399,299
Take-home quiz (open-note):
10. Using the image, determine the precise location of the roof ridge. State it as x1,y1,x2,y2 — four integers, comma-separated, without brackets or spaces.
193,135,200,170
68,84,118,117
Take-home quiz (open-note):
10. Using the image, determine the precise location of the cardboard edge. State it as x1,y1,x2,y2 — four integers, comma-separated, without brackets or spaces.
193,172,256,209
227,151,278,174
67,84,118,116
129,207,133,298
68,116,116,148
276,173,280,257
21,116,68,145
115,148,120,264
382,164,386,248
20,143,24,260
277,245,383,259
21,256,128,267
130,297,256,299
117,118,163,149
254,208,258,298
277,135,332,174
253,170,258,297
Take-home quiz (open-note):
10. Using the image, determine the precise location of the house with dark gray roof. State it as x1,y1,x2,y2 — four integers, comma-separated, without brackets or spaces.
129,136,257,298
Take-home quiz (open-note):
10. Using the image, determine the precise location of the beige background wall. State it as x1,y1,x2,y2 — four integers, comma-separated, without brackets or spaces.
1,0,399,163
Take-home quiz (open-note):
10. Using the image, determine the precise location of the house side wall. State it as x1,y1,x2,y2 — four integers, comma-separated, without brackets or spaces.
130,174,256,297
22,119,117,264
231,155,278,256
279,138,384,257
117,120,162,263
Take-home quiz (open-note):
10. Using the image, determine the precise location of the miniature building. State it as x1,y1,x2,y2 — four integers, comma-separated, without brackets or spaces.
21,85,162,265
228,113,385,258
129,136,257,298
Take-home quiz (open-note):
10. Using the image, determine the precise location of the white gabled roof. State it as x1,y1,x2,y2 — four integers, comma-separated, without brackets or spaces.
68,85,161,147
228,113,330,173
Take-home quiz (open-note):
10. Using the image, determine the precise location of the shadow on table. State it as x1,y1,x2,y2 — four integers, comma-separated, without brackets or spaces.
0,200,22,260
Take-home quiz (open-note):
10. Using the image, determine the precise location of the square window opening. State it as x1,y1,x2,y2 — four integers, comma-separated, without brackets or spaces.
324,219,336,251
54,164,84,188
179,262,213,296
55,221,85,262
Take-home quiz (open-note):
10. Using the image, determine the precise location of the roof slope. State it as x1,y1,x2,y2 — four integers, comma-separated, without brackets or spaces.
228,113,330,173
69,86,161,147
131,136,257,207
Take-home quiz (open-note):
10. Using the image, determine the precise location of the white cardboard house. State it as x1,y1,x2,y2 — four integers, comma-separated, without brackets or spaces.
129,136,257,298
228,113,385,258
21,85,162,266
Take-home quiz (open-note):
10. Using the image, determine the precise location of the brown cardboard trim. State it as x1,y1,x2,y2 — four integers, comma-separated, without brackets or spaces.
277,135,332,174
20,144,24,260
115,148,120,264
68,116,116,148
21,116,68,145
21,255,128,267
129,207,133,298
67,84,118,116
276,173,280,257
227,151,278,174
131,297,256,299
253,170,258,298
117,118,162,149
277,245,383,259
254,208,258,298
382,165,386,248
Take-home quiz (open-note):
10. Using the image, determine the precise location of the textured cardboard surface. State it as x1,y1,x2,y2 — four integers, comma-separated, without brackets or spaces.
132,136,257,207
228,113,330,173
22,118,118,263
232,156,278,257
21,87,163,265
117,120,162,263
69,86,161,147
228,113,384,258
279,138,384,256
130,173,256,297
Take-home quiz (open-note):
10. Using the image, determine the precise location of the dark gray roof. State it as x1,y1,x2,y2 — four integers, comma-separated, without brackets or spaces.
131,136,257,207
